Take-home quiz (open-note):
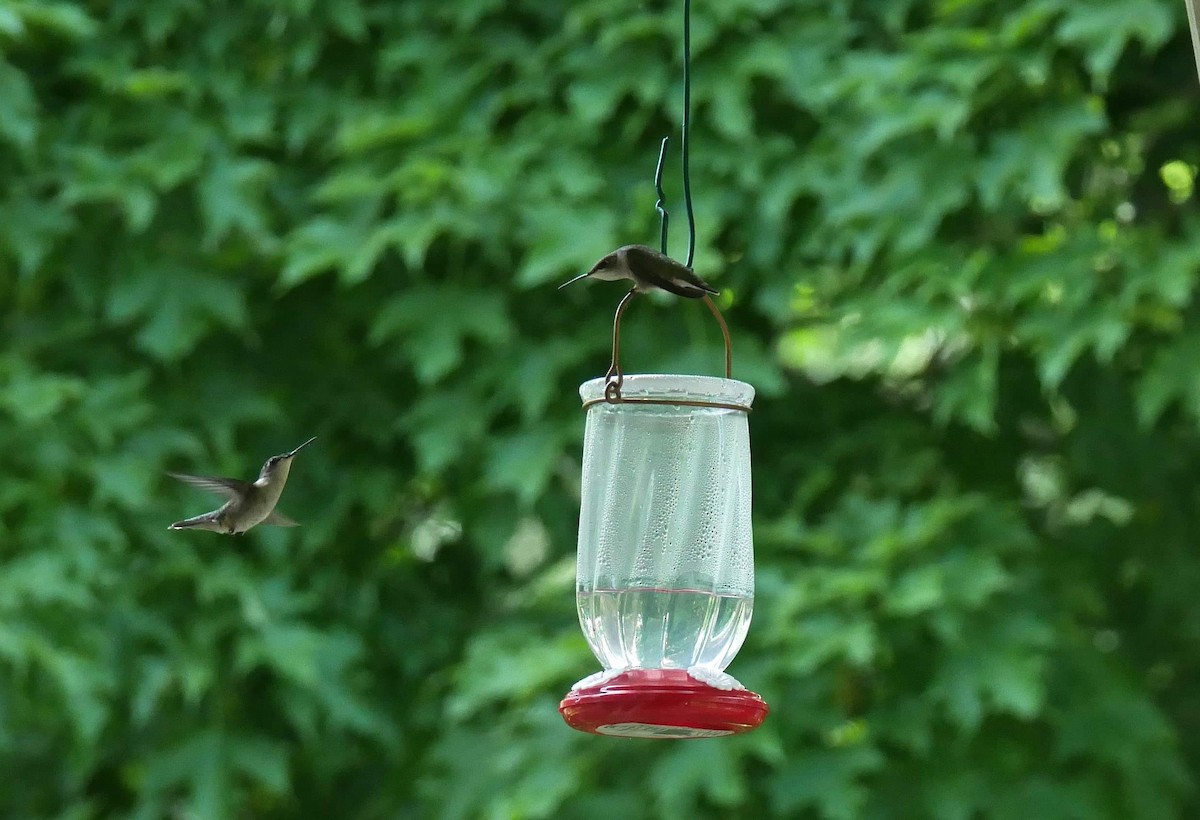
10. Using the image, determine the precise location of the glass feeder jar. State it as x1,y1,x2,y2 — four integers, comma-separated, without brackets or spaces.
559,373,768,738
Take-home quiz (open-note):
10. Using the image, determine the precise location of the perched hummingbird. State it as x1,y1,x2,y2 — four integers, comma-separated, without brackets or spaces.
167,437,317,535
558,244,719,298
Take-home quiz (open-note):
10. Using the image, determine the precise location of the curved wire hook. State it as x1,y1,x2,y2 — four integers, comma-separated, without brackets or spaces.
654,137,670,255
651,0,695,266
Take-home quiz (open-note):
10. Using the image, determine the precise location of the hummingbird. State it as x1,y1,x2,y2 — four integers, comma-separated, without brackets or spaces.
558,244,719,298
167,436,317,535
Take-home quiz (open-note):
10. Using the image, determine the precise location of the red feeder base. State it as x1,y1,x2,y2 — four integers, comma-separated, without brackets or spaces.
559,668,769,738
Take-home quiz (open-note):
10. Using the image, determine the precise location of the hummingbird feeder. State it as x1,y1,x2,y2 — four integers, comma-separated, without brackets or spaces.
558,296,768,738
558,0,767,737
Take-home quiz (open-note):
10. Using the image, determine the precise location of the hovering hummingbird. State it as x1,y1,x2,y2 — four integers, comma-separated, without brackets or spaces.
558,244,719,298
167,436,316,535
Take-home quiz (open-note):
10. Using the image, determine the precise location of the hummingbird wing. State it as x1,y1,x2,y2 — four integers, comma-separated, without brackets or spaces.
627,245,720,298
263,509,299,527
167,472,252,500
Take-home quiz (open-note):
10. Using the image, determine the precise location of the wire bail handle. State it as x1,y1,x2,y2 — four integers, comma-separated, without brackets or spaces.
602,291,734,403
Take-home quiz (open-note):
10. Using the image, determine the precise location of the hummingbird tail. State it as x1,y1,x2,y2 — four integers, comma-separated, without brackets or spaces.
658,276,719,299
263,509,299,527
168,512,226,532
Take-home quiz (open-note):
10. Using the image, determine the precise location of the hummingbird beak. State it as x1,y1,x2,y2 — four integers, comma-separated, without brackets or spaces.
557,271,591,290
286,436,317,458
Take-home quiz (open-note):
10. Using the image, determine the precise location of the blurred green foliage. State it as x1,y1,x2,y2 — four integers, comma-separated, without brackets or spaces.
2,0,1199,817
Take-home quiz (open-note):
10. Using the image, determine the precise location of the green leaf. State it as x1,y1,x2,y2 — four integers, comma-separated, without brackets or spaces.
446,629,586,719
280,216,372,289
769,747,884,820
0,59,36,152
482,425,568,505
14,2,97,40
197,152,276,249
1056,1,1173,83
105,267,248,361
516,207,618,288
0,367,86,424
